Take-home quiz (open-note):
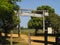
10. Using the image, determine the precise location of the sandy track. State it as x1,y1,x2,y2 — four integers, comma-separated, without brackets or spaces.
20,34,55,45
1,33,56,45
31,36,55,42
20,34,45,45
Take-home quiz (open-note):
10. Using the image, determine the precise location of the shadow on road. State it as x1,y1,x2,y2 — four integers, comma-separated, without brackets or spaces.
0,37,19,45
32,40,56,45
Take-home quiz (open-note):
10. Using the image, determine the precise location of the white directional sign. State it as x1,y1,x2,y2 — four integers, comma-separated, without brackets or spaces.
20,12,43,17
19,9,49,17
48,27,53,34
44,11,49,16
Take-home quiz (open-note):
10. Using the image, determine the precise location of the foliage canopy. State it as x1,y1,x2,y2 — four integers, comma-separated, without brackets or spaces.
28,5,60,32
0,0,20,32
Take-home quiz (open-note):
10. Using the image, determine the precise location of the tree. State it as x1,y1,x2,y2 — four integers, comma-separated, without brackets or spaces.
51,15,60,33
0,0,20,41
58,16,60,33
28,5,60,35
28,17,43,35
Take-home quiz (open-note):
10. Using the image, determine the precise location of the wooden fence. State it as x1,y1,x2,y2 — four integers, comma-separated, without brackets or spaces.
29,31,60,45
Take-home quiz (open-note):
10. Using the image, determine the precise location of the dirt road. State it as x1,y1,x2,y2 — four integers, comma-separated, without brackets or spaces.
20,34,55,45
1,33,56,45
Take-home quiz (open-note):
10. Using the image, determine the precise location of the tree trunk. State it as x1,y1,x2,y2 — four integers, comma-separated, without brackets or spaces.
4,29,8,38
35,28,38,36
0,31,2,42
2,29,8,45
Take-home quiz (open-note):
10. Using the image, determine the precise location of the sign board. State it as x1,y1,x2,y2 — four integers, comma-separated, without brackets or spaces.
44,12,49,16
19,9,49,17
48,27,53,34
20,12,43,17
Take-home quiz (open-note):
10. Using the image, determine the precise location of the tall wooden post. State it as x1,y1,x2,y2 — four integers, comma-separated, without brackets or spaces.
45,30,48,45
43,11,45,33
18,10,21,37
56,34,59,45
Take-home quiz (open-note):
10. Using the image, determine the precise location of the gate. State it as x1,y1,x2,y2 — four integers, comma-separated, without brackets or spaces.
44,31,60,45
30,31,60,45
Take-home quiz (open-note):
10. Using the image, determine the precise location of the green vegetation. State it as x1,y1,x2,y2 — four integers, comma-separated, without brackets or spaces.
28,5,60,35
37,6,60,32
0,0,21,45
0,0,20,34
0,0,60,45
12,29,43,35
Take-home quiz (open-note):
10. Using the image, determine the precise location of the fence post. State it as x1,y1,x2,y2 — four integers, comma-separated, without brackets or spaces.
56,34,59,45
10,31,13,45
45,30,48,45
18,24,20,37
28,33,31,45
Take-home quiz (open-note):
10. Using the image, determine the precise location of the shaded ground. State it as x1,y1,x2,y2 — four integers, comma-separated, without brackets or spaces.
1,33,28,45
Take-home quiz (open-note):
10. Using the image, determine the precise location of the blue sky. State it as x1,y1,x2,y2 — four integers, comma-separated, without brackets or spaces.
17,0,60,28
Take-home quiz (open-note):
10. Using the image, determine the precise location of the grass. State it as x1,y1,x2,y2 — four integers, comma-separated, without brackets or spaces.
21,29,35,35
21,29,43,35
12,29,43,35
